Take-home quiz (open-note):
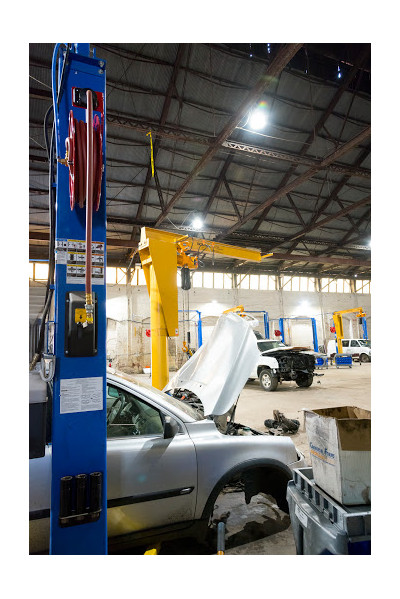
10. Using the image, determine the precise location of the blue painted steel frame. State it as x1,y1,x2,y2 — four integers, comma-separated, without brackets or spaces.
245,311,269,339
178,309,203,347
362,317,368,339
50,44,107,554
279,317,318,352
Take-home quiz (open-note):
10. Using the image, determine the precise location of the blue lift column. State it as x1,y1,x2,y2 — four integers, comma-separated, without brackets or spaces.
361,317,368,339
50,43,107,554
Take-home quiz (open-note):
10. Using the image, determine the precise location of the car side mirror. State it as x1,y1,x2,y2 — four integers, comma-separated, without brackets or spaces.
163,416,179,439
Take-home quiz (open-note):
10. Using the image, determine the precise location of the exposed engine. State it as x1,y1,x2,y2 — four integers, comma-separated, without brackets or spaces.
263,350,315,379
172,388,262,436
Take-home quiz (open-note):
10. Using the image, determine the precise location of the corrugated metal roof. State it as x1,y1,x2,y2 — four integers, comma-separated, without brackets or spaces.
29,43,371,277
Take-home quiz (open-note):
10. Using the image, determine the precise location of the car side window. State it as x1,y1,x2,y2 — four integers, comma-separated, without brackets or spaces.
350,340,359,347
106,383,164,438
342,340,349,347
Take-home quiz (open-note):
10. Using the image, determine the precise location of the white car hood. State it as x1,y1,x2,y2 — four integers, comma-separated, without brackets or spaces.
164,312,259,416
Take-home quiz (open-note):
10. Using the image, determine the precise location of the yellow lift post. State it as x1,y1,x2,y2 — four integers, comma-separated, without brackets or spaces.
332,307,366,354
138,227,271,389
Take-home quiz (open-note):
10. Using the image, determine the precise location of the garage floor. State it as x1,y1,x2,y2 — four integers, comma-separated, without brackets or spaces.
124,363,371,555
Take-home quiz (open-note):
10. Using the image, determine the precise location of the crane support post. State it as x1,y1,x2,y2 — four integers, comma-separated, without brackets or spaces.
139,235,179,389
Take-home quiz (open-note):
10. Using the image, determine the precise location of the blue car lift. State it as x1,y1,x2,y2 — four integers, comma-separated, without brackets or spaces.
278,317,318,352
246,311,270,339
178,309,203,348
49,43,107,554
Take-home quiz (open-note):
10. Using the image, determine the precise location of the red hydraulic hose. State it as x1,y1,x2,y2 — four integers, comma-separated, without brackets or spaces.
85,90,94,323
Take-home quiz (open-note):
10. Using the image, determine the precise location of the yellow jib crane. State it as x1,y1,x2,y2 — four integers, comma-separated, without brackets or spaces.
138,227,272,389
332,307,366,354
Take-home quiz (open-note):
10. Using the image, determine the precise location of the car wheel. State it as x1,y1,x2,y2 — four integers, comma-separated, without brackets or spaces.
204,474,290,551
360,353,370,363
296,373,313,388
259,369,279,392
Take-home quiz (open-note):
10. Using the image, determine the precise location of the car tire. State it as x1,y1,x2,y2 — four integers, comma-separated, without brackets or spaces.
259,369,279,392
296,373,313,388
360,353,370,363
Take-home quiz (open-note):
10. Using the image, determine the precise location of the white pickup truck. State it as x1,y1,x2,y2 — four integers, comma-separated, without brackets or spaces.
248,339,317,392
327,339,371,362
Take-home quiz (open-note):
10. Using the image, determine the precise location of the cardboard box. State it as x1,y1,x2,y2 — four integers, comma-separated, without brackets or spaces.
305,406,371,506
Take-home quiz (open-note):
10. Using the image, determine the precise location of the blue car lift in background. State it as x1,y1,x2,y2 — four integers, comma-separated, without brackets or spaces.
49,43,107,554
278,317,318,352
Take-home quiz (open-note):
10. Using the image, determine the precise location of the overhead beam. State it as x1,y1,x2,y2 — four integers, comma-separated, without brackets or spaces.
134,44,186,224
251,45,370,233
270,253,370,267
217,125,371,240
153,43,303,227
30,231,370,267
269,145,371,254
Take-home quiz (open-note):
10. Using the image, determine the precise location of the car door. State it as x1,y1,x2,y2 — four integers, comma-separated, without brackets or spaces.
342,340,350,354
350,340,360,356
106,381,198,540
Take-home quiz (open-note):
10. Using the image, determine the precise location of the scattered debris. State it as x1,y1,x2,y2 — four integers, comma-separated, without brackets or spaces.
264,410,300,435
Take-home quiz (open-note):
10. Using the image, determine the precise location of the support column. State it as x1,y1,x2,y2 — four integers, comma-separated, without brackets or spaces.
149,264,169,389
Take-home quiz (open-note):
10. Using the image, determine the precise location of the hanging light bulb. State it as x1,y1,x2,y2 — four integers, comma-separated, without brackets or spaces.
337,64,342,79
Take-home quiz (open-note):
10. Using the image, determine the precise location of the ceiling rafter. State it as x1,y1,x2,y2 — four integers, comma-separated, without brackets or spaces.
216,125,371,241
267,145,371,254
132,44,186,230
250,45,370,234
153,43,304,227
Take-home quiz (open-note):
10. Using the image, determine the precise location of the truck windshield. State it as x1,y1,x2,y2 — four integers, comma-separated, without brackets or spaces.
258,341,286,352
358,340,370,347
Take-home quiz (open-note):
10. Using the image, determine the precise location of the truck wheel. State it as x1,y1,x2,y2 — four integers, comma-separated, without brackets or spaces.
296,374,313,388
259,369,278,392
360,353,370,363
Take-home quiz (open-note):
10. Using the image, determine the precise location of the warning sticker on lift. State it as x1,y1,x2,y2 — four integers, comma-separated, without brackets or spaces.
60,376,103,414
57,238,105,284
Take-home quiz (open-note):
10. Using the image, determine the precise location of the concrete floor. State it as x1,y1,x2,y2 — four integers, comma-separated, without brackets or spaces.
132,363,371,555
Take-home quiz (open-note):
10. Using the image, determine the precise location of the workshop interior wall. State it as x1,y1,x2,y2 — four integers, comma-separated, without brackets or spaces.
29,281,371,373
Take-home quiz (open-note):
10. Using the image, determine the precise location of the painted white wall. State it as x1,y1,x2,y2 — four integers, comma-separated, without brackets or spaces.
103,283,371,370
28,280,370,371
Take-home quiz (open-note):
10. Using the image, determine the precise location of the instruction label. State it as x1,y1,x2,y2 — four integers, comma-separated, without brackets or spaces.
60,376,103,414
295,504,308,528
56,238,105,284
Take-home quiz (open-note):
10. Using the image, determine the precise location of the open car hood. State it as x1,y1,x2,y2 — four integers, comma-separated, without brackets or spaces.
164,312,259,416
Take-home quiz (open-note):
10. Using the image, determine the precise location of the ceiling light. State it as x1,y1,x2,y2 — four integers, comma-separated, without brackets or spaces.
249,109,267,131
192,217,203,230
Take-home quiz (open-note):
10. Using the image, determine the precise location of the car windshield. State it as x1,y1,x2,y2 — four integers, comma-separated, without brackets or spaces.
358,340,370,347
109,371,204,421
258,340,286,352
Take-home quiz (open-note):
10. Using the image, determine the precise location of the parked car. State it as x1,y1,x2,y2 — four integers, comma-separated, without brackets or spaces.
327,339,371,362
29,314,305,553
248,339,317,391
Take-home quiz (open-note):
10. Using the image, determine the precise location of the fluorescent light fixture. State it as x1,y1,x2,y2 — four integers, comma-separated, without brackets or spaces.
192,217,203,230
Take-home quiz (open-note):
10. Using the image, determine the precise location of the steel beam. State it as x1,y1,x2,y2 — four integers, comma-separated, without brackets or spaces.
217,125,371,240
251,46,370,233
153,44,303,227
